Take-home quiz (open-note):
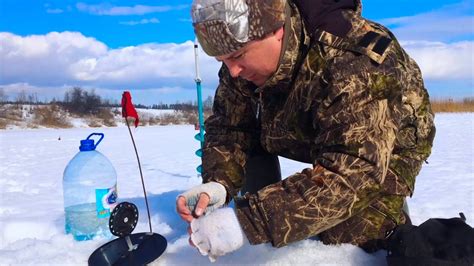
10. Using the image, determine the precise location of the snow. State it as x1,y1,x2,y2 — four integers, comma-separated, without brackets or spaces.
0,113,472,265
135,108,177,116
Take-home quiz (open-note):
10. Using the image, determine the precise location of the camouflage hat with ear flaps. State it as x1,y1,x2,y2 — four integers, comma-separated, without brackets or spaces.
192,0,287,57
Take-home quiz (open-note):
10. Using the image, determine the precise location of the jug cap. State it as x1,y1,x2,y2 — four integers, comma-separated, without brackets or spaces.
80,133,104,151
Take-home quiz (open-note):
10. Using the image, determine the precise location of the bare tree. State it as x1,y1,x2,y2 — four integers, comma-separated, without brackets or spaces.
28,94,34,104
16,90,27,104
0,88,8,103
63,87,102,115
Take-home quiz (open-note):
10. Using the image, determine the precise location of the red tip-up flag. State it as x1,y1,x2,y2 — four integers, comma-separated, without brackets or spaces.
121,91,139,127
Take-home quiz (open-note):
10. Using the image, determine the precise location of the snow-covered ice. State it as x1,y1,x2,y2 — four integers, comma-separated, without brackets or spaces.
0,113,472,265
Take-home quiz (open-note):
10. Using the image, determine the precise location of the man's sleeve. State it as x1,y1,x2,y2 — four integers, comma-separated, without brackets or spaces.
201,66,259,201
235,56,406,247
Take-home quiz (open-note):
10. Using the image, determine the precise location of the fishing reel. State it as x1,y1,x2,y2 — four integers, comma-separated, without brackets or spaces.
88,202,167,266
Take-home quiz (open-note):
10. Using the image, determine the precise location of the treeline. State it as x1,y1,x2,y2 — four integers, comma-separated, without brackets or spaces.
0,89,42,104
0,87,214,114
431,97,474,113
5,87,471,113
149,99,213,111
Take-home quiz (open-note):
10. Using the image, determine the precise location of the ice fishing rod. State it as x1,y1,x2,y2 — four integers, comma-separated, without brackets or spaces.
89,94,168,265
194,39,205,175
122,92,152,233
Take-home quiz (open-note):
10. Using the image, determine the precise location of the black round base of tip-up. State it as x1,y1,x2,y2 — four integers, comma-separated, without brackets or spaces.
88,202,167,266
88,232,167,266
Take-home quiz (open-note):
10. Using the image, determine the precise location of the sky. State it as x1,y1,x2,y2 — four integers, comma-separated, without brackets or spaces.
0,0,473,105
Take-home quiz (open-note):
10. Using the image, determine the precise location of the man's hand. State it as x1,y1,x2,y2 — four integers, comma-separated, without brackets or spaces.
176,182,227,222
177,193,210,222
189,208,246,262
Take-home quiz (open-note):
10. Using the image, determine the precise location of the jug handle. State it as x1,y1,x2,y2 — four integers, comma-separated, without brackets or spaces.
86,133,104,149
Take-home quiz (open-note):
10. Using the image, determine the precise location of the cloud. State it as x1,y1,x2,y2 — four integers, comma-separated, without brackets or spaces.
379,1,473,42
0,83,71,102
1,31,470,104
120,18,160,26
44,3,64,14
66,42,219,89
0,31,220,98
0,32,107,84
401,41,473,80
76,3,188,16
0,32,108,86
46,8,64,14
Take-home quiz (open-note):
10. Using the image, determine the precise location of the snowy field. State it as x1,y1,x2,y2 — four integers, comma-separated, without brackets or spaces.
0,113,472,265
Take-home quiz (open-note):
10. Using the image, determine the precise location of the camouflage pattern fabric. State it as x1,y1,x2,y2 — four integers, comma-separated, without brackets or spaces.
201,1,435,251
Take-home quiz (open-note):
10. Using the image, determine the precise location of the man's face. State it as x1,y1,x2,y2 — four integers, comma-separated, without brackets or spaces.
215,27,284,87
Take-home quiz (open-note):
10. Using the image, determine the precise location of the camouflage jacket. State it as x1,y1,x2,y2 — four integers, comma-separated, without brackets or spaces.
202,1,435,249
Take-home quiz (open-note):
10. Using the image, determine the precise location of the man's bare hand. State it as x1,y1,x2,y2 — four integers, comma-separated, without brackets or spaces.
175,182,228,223
176,193,210,222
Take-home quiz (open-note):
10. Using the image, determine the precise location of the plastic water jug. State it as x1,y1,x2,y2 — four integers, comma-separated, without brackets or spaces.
63,133,118,241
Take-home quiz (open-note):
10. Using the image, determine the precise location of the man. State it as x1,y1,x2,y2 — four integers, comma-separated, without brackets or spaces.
177,0,436,261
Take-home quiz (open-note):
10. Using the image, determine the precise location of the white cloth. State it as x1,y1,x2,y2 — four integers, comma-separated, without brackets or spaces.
190,207,246,262
179,182,227,214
